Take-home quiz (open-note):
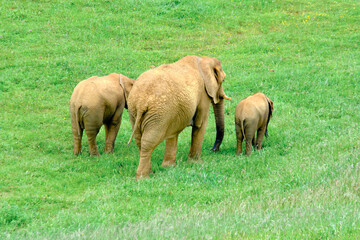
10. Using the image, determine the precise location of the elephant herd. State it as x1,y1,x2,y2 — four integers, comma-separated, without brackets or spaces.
69,55,274,179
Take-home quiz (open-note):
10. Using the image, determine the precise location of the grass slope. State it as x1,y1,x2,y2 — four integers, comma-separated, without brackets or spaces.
1,0,359,238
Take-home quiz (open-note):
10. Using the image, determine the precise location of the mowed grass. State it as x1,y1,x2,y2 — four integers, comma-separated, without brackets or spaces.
1,0,359,238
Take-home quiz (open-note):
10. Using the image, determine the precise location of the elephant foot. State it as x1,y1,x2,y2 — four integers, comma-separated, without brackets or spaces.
104,149,114,154
161,160,176,168
89,151,100,157
74,150,81,156
136,167,152,180
187,158,203,164
104,144,114,154
136,173,150,180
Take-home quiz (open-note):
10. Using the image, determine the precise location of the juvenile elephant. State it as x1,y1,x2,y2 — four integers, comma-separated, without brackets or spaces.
127,55,231,179
70,73,134,156
235,92,274,156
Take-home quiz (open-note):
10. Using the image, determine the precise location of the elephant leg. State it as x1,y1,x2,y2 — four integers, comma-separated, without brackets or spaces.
188,117,209,162
71,113,83,155
245,138,253,156
129,113,141,151
245,128,255,156
235,124,243,155
137,149,153,180
72,127,83,155
104,111,123,154
104,122,121,154
134,132,142,152
256,127,266,150
136,131,164,180
161,135,179,167
85,126,101,156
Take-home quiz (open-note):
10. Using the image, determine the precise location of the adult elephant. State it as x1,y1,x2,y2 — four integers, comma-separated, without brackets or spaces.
127,55,231,179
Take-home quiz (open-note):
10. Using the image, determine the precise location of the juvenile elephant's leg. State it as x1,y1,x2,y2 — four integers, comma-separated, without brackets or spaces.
71,113,83,155
104,111,123,153
245,138,253,156
104,122,120,154
235,124,243,155
256,127,266,150
245,129,255,156
188,117,209,162
85,126,101,156
72,127,83,155
161,135,179,167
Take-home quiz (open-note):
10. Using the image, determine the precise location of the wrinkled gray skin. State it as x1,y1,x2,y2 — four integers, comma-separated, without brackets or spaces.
235,92,274,156
127,55,231,179
70,73,134,156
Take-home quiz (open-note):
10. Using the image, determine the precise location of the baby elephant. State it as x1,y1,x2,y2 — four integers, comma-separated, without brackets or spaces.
70,73,134,156
235,92,274,156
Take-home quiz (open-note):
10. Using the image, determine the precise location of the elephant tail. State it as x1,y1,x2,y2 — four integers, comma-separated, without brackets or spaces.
75,105,83,139
71,104,83,139
240,118,246,141
265,98,273,138
127,109,143,146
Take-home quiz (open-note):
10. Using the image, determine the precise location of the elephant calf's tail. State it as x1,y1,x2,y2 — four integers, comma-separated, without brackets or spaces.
72,104,82,139
240,119,246,141
127,109,143,146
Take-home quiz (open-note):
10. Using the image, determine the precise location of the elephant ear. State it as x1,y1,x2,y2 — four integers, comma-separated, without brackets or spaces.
198,57,224,104
119,75,135,108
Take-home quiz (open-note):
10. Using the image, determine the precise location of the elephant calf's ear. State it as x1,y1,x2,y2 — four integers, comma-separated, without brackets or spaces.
199,58,221,104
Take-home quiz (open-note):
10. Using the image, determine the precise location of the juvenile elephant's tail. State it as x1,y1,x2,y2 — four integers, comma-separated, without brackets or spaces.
71,104,83,139
240,119,246,141
75,108,81,138
76,105,85,138
127,109,143,146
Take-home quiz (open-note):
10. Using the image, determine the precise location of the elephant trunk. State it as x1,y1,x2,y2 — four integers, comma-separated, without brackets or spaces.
211,98,225,152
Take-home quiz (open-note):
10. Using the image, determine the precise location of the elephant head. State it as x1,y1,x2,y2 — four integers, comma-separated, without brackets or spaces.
198,57,231,152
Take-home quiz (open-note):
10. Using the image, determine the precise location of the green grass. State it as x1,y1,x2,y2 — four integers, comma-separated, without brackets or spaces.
1,0,360,238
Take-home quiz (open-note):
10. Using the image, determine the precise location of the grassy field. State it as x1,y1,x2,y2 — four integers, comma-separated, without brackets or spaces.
1,0,360,238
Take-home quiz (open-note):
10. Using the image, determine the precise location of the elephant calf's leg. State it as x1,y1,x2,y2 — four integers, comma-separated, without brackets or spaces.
245,138,253,156
256,128,266,150
105,108,123,153
73,128,83,155
235,125,243,155
245,129,256,156
161,135,178,167
85,128,100,156
104,120,121,154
